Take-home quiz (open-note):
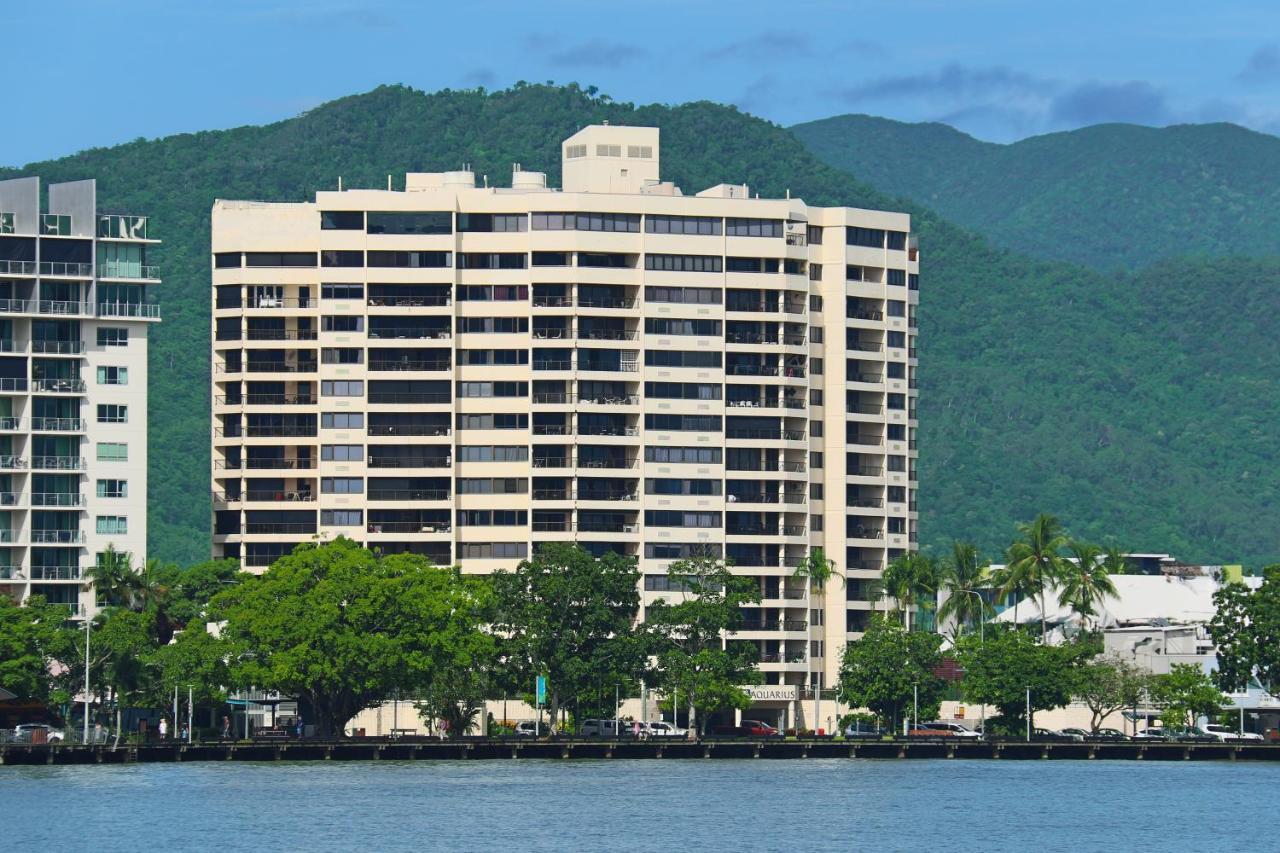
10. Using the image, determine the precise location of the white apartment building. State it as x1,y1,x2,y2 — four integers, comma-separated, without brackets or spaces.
0,177,158,616
210,125,917,727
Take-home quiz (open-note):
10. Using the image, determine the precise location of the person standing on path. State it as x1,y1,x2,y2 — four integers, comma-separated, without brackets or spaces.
222,715,232,740
158,717,168,741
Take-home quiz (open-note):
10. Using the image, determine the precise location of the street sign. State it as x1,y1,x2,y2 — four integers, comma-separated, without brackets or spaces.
535,675,547,707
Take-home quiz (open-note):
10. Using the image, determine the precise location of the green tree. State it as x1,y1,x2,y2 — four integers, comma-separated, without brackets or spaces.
491,542,644,732
1100,546,1132,575
150,625,233,709
645,556,761,736
1150,663,1228,728
837,615,944,733
211,538,493,737
1208,565,1280,694
1073,655,1150,733
999,514,1069,642
415,666,494,738
793,547,841,697
936,542,991,638
0,595,70,702
881,552,940,631
86,545,143,610
1059,541,1119,624
955,625,1095,736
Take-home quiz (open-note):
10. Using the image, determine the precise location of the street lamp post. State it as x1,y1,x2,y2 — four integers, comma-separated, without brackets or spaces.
913,681,919,734
1025,687,1031,742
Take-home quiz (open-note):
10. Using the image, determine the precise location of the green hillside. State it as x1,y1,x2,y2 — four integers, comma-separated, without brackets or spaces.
3,84,1277,566
792,114,1280,270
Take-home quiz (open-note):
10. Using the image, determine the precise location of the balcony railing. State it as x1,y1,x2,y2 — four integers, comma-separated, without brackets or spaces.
578,490,637,502
367,393,451,405
532,489,570,500
366,522,450,534
367,296,450,308
32,378,85,393
39,261,93,277
37,300,92,316
241,491,316,503
577,298,636,309
32,456,85,470
31,417,85,432
367,457,451,469
367,424,450,437
367,489,450,501
31,339,83,354
367,329,451,341
234,394,316,406
245,329,318,341
32,492,86,507
97,262,159,279
0,260,36,276
241,459,316,470
576,457,637,469
533,360,572,371
368,360,451,372
241,425,317,438
98,301,161,319
30,565,81,580
245,361,317,374
577,329,639,341
0,378,27,393
0,455,27,469
32,530,86,544
0,491,19,505
243,523,318,535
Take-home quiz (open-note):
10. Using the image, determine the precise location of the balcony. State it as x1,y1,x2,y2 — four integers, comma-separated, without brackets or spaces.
245,361,317,374
242,425,317,438
0,260,36,276
245,329,317,341
532,487,570,500
37,300,92,316
97,262,159,280
235,394,316,406
0,491,19,505
367,521,450,534
367,456,451,469
31,417,85,432
0,455,27,470
577,329,639,341
39,261,93,277
241,458,316,470
367,424,450,437
32,492,86,507
31,340,83,354
367,489,449,501
0,416,20,430
243,523,318,535
32,456,85,470
575,457,637,470
32,530,86,544
98,301,161,319
367,295,450,308
32,378,86,393
240,490,316,503
0,378,27,393
735,619,808,632
30,565,81,580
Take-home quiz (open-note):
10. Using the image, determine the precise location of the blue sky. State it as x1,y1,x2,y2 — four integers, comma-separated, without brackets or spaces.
6,0,1280,166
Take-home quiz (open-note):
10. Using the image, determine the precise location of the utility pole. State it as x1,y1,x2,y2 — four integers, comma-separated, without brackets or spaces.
1026,688,1031,742
913,681,919,733
82,616,91,744
188,686,193,743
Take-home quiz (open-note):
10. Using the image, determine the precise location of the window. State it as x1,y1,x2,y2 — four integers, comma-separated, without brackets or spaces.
887,269,906,287
887,231,907,251
322,315,364,332
531,212,640,232
645,350,722,368
322,284,364,300
97,327,128,347
645,382,721,400
321,211,364,230
457,446,529,462
457,381,528,398
645,510,721,528
887,424,906,441
846,227,885,248
459,542,527,559
565,144,587,159
887,362,905,379
810,389,823,406
214,252,241,268
366,250,451,268
457,285,529,301
846,265,864,281
321,348,363,365
887,331,906,349
811,515,824,532
97,366,127,385
456,477,527,494
321,477,363,494
459,317,528,334
321,250,363,268
726,257,779,274
806,225,823,245
531,251,569,266
321,380,364,397
97,404,127,424
811,358,824,375
456,413,527,430
909,274,919,291
459,510,527,526
321,445,363,461
644,254,722,273
645,478,721,496
644,543,721,560
887,486,906,503
810,451,824,469
726,218,783,238
810,483,823,500
458,252,527,270
810,326,823,344
321,412,365,429
645,215,722,235
628,145,653,158
96,516,127,535
367,212,452,235
595,144,622,157
644,318,721,336
96,442,127,461
96,479,127,498
887,393,905,411
457,213,527,232
644,446,722,464
578,252,630,268
245,252,316,267
887,299,906,317
460,349,528,366
321,509,363,526
887,455,906,472
810,295,823,311
644,286,721,304
887,517,906,534
645,414,721,432
810,420,823,438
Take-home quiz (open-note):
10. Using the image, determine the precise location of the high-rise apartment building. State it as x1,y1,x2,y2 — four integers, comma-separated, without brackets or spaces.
211,125,917,725
0,177,159,616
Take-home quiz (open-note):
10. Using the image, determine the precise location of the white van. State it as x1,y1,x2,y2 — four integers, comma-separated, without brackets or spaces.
579,719,641,737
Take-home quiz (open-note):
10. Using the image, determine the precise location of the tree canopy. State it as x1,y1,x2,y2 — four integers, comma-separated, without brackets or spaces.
838,615,944,733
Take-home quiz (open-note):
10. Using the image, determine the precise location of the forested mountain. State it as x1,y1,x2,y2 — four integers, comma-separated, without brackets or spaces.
3,84,1277,565
792,114,1280,270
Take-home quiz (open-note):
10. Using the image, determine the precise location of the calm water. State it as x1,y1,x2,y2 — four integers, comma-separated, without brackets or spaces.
2,759,1270,851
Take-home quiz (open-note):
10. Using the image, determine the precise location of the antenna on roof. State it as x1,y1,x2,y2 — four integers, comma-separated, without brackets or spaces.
483,175,489,188
785,188,790,199
338,176,343,191
387,175,392,191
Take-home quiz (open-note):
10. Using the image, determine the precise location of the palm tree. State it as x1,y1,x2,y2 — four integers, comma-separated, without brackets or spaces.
937,542,992,639
1100,546,1131,575
1000,514,1068,643
793,547,842,728
1059,541,1119,626
882,552,939,632
86,545,141,610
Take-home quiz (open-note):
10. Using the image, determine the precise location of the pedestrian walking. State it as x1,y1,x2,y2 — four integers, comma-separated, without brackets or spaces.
221,715,232,740
158,717,168,741
295,716,304,739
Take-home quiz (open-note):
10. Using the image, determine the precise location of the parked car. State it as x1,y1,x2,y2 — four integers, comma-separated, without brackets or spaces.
14,723,64,743
644,721,687,738
1134,727,1168,741
909,722,981,738
1032,728,1078,742
711,720,780,737
512,721,539,737
579,719,642,738
1203,724,1263,742
1166,726,1218,743
843,722,886,739
1089,728,1130,741
1053,728,1087,742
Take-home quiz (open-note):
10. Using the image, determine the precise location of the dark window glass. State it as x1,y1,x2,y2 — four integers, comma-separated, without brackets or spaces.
531,251,569,266
846,227,885,248
886,231,907,251
320,211,364,230
726,218,783,238
214,252,241,268
366,212,452,235
366,250,451,268
245,252,316,267
321,250,364,268
644,254,722,273
887,269,906,286
644,350,722,368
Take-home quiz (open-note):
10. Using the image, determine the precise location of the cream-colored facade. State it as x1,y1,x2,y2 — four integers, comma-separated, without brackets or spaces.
210,125,917,724
0,177,158,616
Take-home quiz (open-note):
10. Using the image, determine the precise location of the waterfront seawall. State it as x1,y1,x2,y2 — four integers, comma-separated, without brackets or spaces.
5,738,1280,765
